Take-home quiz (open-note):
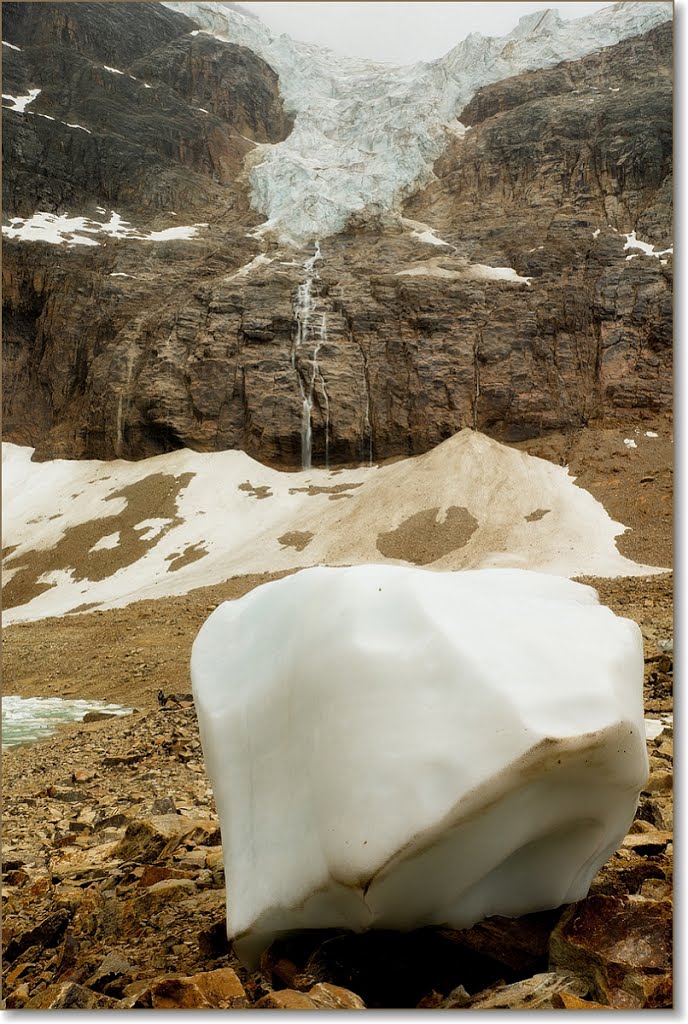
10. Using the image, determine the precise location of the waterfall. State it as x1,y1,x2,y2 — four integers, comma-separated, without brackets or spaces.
115,345,135,456
292,242,330,470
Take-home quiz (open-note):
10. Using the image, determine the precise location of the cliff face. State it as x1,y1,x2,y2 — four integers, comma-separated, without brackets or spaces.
2,5,672,465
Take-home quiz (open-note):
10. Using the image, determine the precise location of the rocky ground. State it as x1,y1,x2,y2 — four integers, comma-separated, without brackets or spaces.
1,421,674,1010
1,693,673,1010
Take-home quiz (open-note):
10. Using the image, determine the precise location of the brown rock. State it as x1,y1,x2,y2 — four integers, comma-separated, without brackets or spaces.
453,972,589,1010
148,977,211,1009
644,770,673,795
197,918,232,960
137,877,197,909
552,991,613,1009
441,909,561,974
255,989,319,1009
189,967,248,1008
114,813,215,863
25,981,119,1009
549,895,672,1008
307,982,366,1009
85,951,132,993
4,908,70,963
137,864,194,887
5,982,30,1008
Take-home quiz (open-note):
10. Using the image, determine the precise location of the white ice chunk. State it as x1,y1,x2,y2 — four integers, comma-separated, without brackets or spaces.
89,531,120,552
2,87,40,112
192,564,649,966
624,438,638,449
645,431,659,438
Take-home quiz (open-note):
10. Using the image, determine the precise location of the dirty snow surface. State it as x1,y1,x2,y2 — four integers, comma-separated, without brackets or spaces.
2,430,665,624
164,1,671,244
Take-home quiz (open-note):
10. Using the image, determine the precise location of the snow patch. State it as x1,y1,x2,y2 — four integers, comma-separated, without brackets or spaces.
2,88,40,112
2,210,209,246
134,518,174,542
397,259,532,285
2,40,21,51
623,230,673,259
103,65,124,75
592,228,601,239
466,264,532,285
645,431,659,438
89,531,120,552
65,122,91,133
624,439,638,449
401,217,453,249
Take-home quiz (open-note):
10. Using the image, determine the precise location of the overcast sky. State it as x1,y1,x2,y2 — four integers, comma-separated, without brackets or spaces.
240,2,619,63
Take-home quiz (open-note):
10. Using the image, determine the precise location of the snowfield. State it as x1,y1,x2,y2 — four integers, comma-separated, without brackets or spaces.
2,430,665,624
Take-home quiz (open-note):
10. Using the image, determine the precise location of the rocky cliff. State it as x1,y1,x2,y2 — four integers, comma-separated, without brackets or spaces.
2,4,672,465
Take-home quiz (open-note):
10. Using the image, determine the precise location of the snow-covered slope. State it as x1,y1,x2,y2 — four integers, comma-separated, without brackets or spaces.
2,429,665,624
164,1,671,244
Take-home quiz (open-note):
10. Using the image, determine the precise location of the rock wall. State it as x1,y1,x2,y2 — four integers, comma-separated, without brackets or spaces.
2,7,672,465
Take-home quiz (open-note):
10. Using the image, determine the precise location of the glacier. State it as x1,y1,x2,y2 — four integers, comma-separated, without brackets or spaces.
164,2,671,245
191,564,649,965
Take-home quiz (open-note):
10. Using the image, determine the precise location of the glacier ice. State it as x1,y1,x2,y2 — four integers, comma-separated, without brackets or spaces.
191,563,649,966
164,2,671,245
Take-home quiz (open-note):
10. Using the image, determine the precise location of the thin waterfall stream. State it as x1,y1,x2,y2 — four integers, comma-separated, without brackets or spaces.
292,242,330,470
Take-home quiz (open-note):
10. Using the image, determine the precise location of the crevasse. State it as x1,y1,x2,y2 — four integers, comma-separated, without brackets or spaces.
164,2,670,246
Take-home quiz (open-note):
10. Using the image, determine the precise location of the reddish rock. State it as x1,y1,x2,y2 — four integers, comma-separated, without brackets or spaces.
549,895,672,1008
136,864,194,887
